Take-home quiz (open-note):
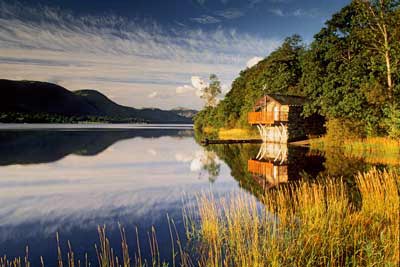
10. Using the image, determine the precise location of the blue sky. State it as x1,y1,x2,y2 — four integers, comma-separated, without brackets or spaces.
0,0,349,109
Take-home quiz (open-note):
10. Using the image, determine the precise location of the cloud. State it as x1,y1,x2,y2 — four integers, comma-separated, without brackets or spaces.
148,92,158,98
269,8,284,16
189,150,221,172
190,157,202,172
190,15,221,24
268,7,320,18
268,0,291,3
191,76,208,90
221,83,231,94
176,85,196,94
292,8,320,18
191,76,208,97
147,149,158,156
175,152,193,162
216,9,244,19
177,75,229,101
0,1,280,109
246,56,263,68
248,0,264,7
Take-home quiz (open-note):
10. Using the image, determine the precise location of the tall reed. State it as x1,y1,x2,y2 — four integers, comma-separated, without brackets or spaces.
188,168,400,267
0,221,192,267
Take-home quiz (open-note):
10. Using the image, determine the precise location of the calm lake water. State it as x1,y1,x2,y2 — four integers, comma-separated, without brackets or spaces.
0,124,398,265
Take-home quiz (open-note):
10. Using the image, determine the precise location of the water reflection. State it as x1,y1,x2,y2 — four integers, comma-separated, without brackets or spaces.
248,143,289,189
190,150,221,183
0,129,193,165
204,141,398,199
1,128,399,265
247,143,328,190
0,128,236,265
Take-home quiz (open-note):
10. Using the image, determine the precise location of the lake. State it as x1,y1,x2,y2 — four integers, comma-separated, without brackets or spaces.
0,124,398,265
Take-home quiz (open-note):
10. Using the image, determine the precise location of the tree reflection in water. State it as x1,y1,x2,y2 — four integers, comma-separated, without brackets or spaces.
200,151,221,183
201,141,399,205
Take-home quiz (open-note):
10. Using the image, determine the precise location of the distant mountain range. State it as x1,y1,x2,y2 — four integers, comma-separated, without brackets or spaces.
0,79,197,123
170,107,199,119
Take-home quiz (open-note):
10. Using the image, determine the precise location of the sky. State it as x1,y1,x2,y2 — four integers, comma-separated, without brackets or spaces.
0,0,349,109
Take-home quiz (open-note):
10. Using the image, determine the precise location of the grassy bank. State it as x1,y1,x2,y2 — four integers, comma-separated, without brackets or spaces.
188,169,400,267
195,127,259,140
311,137,400,165
218,128,259,140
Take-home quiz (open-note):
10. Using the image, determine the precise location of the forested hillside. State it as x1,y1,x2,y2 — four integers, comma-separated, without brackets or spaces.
195,0,400,139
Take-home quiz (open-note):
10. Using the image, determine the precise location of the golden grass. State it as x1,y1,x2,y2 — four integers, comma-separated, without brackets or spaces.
311,136,400,165
343,137,400,154
203,126,216,134
218,128,259,140
188,168,400,267
311,136,400,150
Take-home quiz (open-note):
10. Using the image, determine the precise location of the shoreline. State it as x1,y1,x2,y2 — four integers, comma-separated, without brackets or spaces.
0,123,194,130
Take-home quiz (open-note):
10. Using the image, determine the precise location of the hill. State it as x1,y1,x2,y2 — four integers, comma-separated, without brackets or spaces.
0,80,98,116
75,89,194,123
0,80,193,124
170,107,198,119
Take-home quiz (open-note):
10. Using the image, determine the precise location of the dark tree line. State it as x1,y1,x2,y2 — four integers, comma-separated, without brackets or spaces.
195,0,400,139
0,112,147,123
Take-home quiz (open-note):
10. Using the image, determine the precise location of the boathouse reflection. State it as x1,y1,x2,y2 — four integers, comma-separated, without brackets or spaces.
247,143,324,190
247,143,289,189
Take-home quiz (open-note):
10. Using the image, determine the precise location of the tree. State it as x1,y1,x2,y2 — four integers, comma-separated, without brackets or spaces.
194,35,305,130
201,74,221,107
355,0,400,100
193,2,399,137
384,103,400,138
302,3,377,125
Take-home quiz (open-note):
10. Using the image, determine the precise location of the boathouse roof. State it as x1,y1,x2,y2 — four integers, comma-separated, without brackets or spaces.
254,94,306,109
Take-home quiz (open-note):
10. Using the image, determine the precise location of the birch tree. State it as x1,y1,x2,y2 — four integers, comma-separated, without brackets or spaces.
201,74,221,107
356,0,400,100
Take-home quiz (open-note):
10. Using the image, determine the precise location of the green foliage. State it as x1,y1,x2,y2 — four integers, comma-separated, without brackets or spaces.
354,0,400,98
193,107,221,131
325,118,366,145
383,104,400,139
195,1,400,138
302,0,400,134
195,35,305,130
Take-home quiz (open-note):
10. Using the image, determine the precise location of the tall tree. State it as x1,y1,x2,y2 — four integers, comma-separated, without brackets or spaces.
355,0,400,100
301,2,370,121
201,74,221,107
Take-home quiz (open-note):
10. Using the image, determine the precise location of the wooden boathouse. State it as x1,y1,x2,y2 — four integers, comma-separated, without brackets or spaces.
248,94,312,143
